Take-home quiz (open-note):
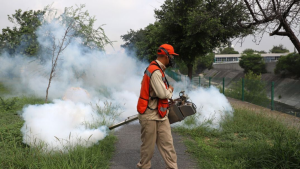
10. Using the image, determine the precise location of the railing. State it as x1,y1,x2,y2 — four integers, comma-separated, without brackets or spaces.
165,70,300,117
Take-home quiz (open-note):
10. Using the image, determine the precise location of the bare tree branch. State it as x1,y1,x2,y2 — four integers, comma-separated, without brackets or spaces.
256,0,267,18
45,21,74,103
238,0,300,53
244,0,258,22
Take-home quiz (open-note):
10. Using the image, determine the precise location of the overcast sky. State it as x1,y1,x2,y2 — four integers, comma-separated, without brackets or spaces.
0,0,297,54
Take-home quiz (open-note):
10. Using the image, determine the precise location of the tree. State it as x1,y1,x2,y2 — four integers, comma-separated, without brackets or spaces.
44,5,112,102
270,44,289,53
238,0,300,54
0,4,112,58
121,22,164,61
0,9,45,56
195,52,214,73
154,0,250,79
243,48,266,54
243,48,255,54
274,53,300,77
220,47,239,54
45,4,112,51
120,29,144,57
239,52,267,74
256,50,266,54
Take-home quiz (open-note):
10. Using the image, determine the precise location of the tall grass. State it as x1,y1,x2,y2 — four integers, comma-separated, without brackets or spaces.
175,108,300,169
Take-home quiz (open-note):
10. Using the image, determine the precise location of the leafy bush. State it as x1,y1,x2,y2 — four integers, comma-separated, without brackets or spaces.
270,44,289,53
243,48,266,54
275,53,300,77
0,97,18,111
239,52,267,74
226,71,269,107
220,47,239,54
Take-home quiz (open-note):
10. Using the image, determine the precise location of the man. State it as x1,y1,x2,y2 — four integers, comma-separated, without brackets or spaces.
136,44,178,169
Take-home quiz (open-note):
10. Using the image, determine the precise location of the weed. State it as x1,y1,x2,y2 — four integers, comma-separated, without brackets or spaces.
0,97,18,111
175,107,300,169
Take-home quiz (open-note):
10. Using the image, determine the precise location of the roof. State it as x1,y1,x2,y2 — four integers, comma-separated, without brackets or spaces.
215,53,289,58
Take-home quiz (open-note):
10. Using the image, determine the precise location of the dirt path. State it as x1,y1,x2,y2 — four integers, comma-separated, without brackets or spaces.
109,123,197,169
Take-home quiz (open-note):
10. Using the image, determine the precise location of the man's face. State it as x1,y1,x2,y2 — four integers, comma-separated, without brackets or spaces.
166,55,174,61
166,54,175,67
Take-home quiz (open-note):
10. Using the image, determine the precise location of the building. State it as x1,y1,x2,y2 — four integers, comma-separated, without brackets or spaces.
214,53,289,64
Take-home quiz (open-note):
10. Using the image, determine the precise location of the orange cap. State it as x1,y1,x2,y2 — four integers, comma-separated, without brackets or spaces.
157,44,179,56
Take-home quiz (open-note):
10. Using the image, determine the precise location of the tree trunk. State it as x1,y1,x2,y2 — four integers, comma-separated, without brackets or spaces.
281,19,300,54
187,63,193,81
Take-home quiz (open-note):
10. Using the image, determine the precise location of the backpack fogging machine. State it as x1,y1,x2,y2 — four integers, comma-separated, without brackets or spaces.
109,91,197,130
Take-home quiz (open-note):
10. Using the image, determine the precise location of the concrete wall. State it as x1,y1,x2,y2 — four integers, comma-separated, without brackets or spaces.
202,68,300,109
213,63,243,71
213,62,277,74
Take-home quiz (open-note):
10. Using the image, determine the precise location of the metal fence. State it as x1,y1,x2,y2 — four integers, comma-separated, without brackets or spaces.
165,70,300,118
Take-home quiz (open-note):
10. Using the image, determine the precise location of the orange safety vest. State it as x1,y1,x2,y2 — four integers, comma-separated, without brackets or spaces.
137,61,170,118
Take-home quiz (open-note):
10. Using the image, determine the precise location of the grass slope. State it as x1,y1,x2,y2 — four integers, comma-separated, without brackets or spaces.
176,108,300,169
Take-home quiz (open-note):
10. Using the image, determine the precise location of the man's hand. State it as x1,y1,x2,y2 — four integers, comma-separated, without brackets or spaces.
169,85,174,92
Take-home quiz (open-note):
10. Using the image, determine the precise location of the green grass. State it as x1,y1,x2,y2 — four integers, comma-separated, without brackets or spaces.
0,84,117,168
0,82,10,97
175,108,300,169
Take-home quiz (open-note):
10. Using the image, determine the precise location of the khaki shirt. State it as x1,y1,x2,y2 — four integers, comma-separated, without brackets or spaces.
138,60,173,121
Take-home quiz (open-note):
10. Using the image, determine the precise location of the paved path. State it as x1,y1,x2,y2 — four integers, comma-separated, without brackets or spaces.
110,123,197,169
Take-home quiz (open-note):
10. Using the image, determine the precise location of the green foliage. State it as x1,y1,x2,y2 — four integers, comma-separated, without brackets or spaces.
239,52,266,74
256,50,266,54
220,47,239,54
121,22,163,61
121,29,145,58
242,48,255,54
0,4,112,56
195,52,214,73
175,107,300,169
58,4,112,50
175,52,214,75
0,82,10,96
242,48,266,54
121,0,251,78
91,101,122,127
0,97,18,111
270,44,289,53
154,0,250,78
275,53,300,77
0,9,45,56
226,71,269,107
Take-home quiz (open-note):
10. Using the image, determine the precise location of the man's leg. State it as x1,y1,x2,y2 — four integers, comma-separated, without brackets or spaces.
137,120,157,169
156,118,178,169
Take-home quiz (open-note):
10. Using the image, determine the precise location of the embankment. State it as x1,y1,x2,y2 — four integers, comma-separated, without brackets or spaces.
202,62,300,109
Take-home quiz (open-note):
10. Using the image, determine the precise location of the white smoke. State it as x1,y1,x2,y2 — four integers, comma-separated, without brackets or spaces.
0,17,146,152
21,99,107,152
172,82,233,129
0,11,233,152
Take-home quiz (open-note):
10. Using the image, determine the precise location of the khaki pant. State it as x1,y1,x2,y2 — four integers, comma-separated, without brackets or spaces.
137,118,178,169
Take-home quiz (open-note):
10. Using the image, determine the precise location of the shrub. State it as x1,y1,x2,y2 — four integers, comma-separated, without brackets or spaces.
239,53,267,74
274,53,300,77
226,71,269,107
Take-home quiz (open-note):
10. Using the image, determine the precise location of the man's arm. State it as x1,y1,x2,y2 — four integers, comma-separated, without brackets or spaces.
150,71,173,99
